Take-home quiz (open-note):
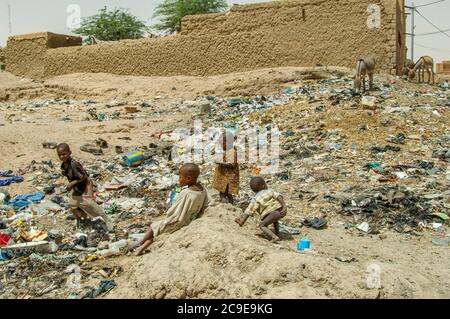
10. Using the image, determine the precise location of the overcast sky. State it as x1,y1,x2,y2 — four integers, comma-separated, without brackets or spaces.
0,0,449,63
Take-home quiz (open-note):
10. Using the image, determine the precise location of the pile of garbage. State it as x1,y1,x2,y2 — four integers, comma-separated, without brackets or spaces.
340,186,446,233
1,70,449,298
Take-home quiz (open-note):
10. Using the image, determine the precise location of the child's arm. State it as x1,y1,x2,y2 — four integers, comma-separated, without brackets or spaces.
235,212,249,226
66,175,88,191
67,162,89,191
84,178,94,196
276,195,287,217
235,200,257,226
66,179,84,191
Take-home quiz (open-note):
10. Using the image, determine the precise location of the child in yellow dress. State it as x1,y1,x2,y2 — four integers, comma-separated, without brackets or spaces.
212,131,239,205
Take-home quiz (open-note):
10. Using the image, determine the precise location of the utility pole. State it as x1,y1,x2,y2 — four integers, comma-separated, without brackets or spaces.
405,0,447,62
411,2,414,61
8,2,12,35
405,3,415,61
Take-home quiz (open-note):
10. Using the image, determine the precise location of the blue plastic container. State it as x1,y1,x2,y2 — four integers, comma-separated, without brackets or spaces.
123,150,144,167
298,239,311,251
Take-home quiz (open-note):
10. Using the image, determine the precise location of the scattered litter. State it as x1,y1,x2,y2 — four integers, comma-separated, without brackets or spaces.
82,280,117,299
429,212,449,221
394,172,408,179
42,142,58,149
80,144,103,155
432,237,450,246
335,256,357,263
297,238,311,251
0,172,24,187
278,222,300,235
357,222,370,233
432,222,443,229
302,217,327,229
5,192,45,210
123,151,144,167
361,96,376,108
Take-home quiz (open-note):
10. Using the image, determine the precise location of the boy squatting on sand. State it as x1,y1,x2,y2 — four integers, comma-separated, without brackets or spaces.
235,176,287,242
135,163,210,256
57,143,113,232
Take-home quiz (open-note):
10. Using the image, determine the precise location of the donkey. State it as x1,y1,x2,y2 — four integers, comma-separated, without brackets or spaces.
354,56,376,94
408,56,434,84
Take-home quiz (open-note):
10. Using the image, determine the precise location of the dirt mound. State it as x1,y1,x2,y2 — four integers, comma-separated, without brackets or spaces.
0,72,44,102
107,204,450,299
108,204,350,299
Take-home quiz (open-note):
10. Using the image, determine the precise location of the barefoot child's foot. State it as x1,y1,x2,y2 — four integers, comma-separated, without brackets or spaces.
135,246,147,256
135,239,153,256
270,236,281,243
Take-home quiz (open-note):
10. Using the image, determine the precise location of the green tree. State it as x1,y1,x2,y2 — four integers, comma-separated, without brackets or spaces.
74,7,148,41
153,0,228,33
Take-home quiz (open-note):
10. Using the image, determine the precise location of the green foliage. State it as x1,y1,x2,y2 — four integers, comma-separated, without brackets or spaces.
153,0,229,33
74,7,148,41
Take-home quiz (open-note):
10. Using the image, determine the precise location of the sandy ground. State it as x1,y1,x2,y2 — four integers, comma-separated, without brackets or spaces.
0,69,449,299
0,66,352,103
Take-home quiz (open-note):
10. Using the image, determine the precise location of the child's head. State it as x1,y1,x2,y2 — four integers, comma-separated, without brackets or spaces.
179,163,200,186
57,143,72,163
218,131,235,151
250,176,267,193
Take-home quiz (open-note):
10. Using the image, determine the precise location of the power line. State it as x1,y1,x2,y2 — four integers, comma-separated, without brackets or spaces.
415,0,447,8
404,0,449,60
415,8,450,37
415,42,450,53
408,28,450,36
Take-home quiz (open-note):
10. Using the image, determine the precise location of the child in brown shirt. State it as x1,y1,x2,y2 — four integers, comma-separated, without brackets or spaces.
57,143,113,231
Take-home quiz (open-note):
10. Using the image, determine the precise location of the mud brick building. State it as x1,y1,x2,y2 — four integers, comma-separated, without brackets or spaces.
5,0,406,79
436,61,450,74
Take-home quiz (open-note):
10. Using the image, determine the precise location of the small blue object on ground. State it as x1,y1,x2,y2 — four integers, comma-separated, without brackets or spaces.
0,250,11,262
298,238,311,251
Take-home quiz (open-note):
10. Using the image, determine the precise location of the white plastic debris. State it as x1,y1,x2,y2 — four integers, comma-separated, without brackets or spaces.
361,96,376,107
394,172,408,179
432,223,443,229
357,222,370,233
432,110,441,117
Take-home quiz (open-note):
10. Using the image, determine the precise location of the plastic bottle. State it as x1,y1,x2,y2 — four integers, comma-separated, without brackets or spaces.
98,246,121,257
109,239,128,250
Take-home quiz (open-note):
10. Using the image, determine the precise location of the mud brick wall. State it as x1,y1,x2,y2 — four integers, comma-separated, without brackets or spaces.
6,33,48,79
5,32,81,79
8,0,400,79
0,47,5,69
436,61,450,74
